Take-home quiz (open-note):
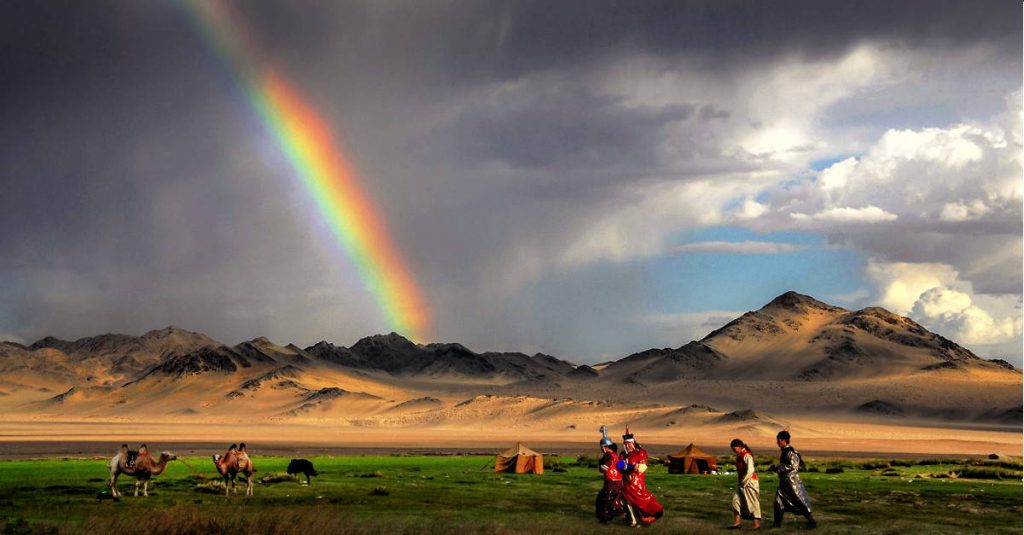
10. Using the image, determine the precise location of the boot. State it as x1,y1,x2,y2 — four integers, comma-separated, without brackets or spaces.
805,513,817,529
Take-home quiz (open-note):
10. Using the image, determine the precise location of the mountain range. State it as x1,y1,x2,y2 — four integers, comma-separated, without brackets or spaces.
1,292,1019,432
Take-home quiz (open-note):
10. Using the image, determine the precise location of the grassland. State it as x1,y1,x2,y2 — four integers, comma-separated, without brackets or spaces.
0,454,1019,534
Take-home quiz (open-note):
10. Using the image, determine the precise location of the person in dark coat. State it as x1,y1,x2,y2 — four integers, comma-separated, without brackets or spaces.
595,426,625,523
773,430,816,529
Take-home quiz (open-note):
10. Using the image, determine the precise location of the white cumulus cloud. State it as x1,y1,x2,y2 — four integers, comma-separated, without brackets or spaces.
866,259,962,315
744,89,1021,298
865,259,1021,354
791,205,898,223
911,287,1018,345
939,200,992,222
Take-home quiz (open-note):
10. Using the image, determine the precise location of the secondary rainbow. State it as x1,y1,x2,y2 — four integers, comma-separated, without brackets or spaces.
183,0,431,340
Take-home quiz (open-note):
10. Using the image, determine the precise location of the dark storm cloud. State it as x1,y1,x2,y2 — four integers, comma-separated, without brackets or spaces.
0,1,234,256
203,0,1022,96
418,75,754,205
444,84,694,172
441,87,733,174
218,0,1021,209
138,0,1024,82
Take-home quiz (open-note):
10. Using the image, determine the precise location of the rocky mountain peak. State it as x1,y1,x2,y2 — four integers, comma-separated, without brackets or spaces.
29,336,70,351
852,307,909,323
351,332,418,352
146,347,239,377
425,342,474,355
763,291,845,314
142,326,200,339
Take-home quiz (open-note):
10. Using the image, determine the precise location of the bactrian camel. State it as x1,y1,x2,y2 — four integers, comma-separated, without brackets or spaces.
213,442,255,496
108,443,177,498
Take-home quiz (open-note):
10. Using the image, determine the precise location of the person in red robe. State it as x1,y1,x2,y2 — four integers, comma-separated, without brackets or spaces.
617,427,664,526
596,434,625,522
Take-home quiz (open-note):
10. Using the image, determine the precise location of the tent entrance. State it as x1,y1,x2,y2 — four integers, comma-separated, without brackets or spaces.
693,458,710,474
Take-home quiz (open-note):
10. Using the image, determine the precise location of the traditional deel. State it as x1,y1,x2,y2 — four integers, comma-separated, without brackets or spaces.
774,445,812,516
619,427,664,525
733,446,761,521
596,430,625,523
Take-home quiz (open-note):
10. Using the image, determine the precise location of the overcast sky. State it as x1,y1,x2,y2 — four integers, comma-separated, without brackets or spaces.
1,0,1021,365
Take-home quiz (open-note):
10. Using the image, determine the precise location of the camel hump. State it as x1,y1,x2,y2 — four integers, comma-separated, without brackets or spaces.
120,444,129,453
238,442,247,451
238,452,255,472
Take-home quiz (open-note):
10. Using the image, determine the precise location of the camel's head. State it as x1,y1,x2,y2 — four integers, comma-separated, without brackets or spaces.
160,452,177,461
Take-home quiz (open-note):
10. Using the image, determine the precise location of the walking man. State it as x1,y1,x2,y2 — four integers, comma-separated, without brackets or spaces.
773,430,816,529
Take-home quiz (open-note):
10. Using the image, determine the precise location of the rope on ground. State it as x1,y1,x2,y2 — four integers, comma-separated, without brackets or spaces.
178,458,208,478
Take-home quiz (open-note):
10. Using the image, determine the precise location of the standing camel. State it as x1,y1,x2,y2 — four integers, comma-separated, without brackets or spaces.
108,443,177,498
212,442,255,496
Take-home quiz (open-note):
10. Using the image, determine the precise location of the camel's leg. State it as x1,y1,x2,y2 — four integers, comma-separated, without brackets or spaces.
246,474,253,496
224,476,230,497
143,480,149,497
109,472,119,498
134,480,140,497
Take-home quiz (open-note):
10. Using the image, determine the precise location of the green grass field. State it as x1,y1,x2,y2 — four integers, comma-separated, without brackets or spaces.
0,455,1020,534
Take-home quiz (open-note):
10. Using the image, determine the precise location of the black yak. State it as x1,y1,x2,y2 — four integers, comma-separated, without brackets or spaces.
286,458,318,485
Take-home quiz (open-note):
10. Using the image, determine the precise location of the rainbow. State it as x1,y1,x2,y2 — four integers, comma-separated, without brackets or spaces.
183,0,431,340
